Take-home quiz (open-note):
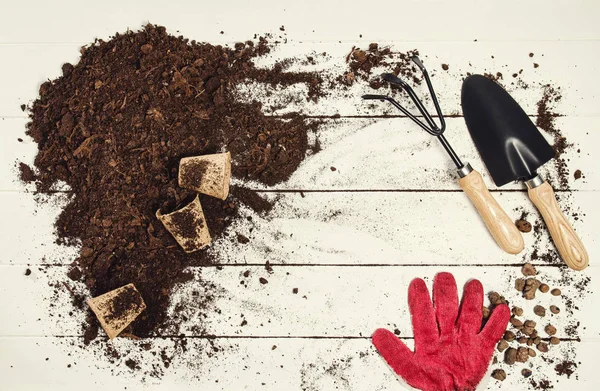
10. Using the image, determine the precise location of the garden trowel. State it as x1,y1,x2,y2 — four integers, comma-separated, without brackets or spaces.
461,75,588,271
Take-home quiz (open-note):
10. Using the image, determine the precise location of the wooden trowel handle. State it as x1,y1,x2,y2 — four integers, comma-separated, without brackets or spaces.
459,169,524,254
528,181,589,271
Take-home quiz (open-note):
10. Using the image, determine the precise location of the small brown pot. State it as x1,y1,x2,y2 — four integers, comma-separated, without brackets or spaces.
87,283,146,339
156,195,211,253
178,152,231,200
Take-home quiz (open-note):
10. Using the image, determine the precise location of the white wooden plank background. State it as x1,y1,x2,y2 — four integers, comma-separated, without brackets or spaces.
1,191,596,267
1,0,599,390
2,264,597,338
2,338,599,391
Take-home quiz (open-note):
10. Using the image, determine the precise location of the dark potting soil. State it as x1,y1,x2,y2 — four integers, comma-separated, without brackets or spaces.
125,358,140,370
555,360,577,378
229,185,274,214
178,160,208,191
530,379,554,390
536,84,571,189
18,162,36,182
483,72,504,82
337,45,421,87
24,24,324,341
236,234,250,244
104,285,145,324
166,204,205,241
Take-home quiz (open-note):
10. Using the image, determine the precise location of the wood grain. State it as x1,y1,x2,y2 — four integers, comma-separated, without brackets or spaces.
529,181,589,270
1,0,598,44
459,169,524,254
1,2,599,389
2,264,596,339
1,337,598,391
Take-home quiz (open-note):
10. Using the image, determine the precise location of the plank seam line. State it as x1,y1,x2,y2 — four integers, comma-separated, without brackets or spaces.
0,114,565,120
0,188,588,194
0,335,582,341
4,263,569,268
256,189,584,193
0,39,600,46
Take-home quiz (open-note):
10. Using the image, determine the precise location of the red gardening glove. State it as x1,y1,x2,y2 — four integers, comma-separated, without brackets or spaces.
372,272,510,391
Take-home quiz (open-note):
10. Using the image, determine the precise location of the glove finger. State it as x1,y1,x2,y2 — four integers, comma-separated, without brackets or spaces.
479,303,511,346
433,272,459,339
372,328,417,378
457,279,484,337
408,278,438,350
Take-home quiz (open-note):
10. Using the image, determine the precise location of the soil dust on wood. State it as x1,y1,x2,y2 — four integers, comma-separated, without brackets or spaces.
535,85,571,189
18,26,592,386
22,24,325,372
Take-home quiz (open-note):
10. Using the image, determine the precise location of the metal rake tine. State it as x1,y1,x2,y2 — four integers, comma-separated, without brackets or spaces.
362,94,389,100
399,82,440,133
361,94,439,135
412,56,446,132
382,72,440,133
380,73,409,89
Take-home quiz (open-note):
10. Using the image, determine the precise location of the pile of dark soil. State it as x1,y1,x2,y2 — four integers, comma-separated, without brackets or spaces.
22,24,323,341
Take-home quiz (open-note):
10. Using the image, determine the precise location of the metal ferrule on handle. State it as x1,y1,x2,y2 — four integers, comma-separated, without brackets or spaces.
457,163,473,178
525,174,544,189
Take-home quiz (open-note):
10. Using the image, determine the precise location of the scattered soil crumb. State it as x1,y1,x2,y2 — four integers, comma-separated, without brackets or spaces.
516,219,532,233
18,162,36,183
536,85,571,188
555,361,576,378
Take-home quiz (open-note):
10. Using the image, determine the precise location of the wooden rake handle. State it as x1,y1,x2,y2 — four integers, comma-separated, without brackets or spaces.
459,169,524,254
528,180,588,271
